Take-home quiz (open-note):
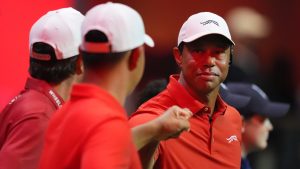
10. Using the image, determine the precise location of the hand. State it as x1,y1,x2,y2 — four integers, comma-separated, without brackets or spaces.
154,105,192,141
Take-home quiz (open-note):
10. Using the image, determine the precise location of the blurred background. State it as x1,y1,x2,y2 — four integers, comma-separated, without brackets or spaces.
1,0,299,168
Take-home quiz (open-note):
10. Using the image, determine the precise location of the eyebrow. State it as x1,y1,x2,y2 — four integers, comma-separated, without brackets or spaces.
186,42,230,49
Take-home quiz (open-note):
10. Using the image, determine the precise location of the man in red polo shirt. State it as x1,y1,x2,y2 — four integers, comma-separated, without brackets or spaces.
38,3,192,169
0,8,84,169
129,12,243,169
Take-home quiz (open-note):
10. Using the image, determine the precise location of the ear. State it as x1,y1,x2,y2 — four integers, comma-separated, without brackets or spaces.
173,47,182,68
128,47,141,71
75,54,84,75
241,115,246,133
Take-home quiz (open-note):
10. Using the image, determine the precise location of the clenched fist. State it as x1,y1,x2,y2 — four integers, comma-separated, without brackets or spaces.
131,106,192,150
154,105,192,141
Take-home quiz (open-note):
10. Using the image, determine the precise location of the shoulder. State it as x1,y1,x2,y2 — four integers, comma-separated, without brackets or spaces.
60,98,128,128
129,90,174,127
226,104,241,116
138,89,175,112
1,90,54,123
224,104,243,125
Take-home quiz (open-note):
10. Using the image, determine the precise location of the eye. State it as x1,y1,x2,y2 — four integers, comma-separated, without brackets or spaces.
213,48,226,55
193,48,205,54
188,46,205,54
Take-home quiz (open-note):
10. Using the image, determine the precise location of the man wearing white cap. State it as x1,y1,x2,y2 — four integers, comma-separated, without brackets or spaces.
38,2,192,169
129,12,243,169
0,8,84,169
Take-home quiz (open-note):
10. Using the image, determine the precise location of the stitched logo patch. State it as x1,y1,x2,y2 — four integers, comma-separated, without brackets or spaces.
226,135,238,143
200,20,219,26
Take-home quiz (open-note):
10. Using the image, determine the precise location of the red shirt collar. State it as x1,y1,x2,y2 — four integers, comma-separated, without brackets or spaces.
25,77,64,108
70,83,124,112
167,75,227,115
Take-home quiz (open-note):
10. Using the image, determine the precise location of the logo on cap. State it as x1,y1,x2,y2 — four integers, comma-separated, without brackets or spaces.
200,20,219,26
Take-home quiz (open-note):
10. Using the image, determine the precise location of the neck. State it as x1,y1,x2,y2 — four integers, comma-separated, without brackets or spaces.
241,143,248,158
51,76,76,101
178,73,218,116
82,65,129,106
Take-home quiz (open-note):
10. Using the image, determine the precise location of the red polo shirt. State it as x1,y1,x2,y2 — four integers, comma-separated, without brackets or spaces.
39,84,141,169
129,75,242,169
0,77,64,169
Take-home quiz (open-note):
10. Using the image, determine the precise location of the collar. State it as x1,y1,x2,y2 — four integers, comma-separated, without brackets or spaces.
25,77,64,108
167,74,227,116
70,83,124,112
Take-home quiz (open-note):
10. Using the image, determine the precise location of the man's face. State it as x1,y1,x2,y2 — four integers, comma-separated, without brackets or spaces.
242,115,273,153
177,35,231,94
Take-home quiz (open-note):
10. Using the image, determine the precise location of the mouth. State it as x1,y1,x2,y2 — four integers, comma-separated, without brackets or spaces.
196,72,218,80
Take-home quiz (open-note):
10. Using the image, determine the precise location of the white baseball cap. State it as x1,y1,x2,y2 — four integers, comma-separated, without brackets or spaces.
29,7,84,61
80,2,154,53
178,12,235,46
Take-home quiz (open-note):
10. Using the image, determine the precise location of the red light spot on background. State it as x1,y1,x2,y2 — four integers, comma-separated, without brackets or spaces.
0,0,73,110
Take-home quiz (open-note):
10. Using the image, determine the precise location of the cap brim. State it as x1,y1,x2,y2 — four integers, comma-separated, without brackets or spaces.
262,101,290,118
145,34,154,47
221,92,251,109
220,84,251,109
183,32,235,45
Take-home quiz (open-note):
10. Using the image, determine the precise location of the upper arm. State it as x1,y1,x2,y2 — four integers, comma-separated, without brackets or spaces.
129,110,160,127
0,114,49,169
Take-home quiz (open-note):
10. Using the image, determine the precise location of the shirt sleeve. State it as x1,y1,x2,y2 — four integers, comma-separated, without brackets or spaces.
0,114,49,169
81,117,137,169
129,110,160,128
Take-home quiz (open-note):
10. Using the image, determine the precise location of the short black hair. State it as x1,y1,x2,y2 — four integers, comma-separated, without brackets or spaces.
81,30,127,70
29,42,78,84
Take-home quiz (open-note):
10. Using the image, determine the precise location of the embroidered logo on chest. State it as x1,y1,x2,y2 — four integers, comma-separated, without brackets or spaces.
226,135,238,143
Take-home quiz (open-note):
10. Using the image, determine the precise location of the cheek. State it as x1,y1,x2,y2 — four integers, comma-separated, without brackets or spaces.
216,61,229,78
245,124,268,150
217,53,230,68
218,57,229,65
138,55,145,78
217,59,229,69
182,57,197,72
254,127,268,149
244,125,256,143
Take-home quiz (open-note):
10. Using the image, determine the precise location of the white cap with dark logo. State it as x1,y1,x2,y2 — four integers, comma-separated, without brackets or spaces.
29,7,84,61
80,2,154,53
178,12,234,46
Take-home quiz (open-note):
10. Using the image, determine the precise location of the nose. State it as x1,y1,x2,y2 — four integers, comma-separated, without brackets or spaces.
203,51,215,67
265,119,273,131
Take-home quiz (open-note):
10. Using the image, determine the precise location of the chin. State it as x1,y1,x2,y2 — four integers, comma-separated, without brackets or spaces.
258,142,268,150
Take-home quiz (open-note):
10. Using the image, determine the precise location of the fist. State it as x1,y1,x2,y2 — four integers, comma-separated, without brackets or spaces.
154,105,192,141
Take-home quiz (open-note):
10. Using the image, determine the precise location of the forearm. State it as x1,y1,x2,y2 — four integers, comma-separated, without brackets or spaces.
130,106,192,168
131,119,160,150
